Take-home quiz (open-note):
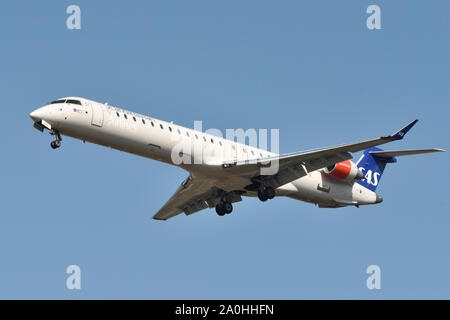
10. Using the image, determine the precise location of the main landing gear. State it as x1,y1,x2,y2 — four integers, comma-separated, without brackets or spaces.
50,130,62,149
257,186,275,202
216,200,233,216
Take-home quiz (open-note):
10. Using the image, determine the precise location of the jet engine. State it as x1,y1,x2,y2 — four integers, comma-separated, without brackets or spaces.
324,160,364,182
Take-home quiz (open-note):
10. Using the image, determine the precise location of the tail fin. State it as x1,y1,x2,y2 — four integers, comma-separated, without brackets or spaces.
355,147,445,192
355,147,396,192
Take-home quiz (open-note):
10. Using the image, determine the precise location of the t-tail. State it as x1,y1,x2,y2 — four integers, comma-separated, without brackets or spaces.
355,147,394,192
356,146,445,192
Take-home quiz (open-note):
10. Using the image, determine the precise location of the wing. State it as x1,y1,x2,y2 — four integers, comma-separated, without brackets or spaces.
221,120,420,190
153,120,419,220
152,175,242,220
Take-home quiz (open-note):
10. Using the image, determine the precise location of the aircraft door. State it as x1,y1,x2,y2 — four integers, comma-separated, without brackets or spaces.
89,102,104,127
231,144,238,162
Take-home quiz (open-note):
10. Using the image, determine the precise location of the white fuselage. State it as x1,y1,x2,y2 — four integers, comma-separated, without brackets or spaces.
30,97,379,207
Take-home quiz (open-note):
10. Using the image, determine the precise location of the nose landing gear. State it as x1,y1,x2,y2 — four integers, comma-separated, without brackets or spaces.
50,130,62,149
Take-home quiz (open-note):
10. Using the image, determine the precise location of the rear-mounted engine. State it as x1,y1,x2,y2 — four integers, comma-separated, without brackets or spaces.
324,160,364,182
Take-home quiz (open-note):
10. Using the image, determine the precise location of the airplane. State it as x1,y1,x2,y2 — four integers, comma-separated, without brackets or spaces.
29,97,444,220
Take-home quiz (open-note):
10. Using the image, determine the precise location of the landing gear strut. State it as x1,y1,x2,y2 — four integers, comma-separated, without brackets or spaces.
257,186,275,202
50,130,62,149
216,200,233,216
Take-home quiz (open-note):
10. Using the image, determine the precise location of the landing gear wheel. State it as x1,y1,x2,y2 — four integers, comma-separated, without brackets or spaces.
215,205,225,216
223,201,233,214
257,190,268,202
257,186,275,201
50,130,62,149
50,140,61,149
265,186,275,199
216,200,233,216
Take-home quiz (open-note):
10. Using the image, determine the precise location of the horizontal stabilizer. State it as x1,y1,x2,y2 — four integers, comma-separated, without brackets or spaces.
369,148,445,158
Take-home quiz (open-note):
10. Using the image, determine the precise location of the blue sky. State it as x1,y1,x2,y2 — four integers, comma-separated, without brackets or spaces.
0,1,449,299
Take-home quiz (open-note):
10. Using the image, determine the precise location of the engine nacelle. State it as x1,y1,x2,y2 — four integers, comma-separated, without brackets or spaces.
324,160,364,182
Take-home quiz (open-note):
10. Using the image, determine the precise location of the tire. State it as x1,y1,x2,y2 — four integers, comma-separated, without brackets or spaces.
258,190,268,202
266,187,275,199
224,202,233,214
216,205,225,216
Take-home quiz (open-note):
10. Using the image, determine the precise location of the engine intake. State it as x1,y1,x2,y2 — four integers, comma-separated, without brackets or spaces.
324,160,364,182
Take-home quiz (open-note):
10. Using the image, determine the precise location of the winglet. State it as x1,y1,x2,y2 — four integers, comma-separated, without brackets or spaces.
384,119,419,141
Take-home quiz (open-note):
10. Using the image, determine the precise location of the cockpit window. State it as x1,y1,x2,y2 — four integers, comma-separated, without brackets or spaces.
66,99,82,105
50,99,66,104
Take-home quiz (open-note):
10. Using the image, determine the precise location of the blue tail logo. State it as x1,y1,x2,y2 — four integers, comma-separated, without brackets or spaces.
355,147,396,192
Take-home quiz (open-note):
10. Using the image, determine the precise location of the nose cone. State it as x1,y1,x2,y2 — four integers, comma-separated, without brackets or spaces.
29,107,45,122
375,194,383,203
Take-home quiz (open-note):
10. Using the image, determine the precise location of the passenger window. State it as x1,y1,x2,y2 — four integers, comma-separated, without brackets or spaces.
251,150,255,155
116,112,120,117
151,121,154,127
133,116,136,122
210,138,214,144
169,127,172,132
195,134,198,139
203,136,207,142
142,119,146,124
177,129,181,134
219,141,222,146
186,131,190,137
160,124,164,129
124,114,128,119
